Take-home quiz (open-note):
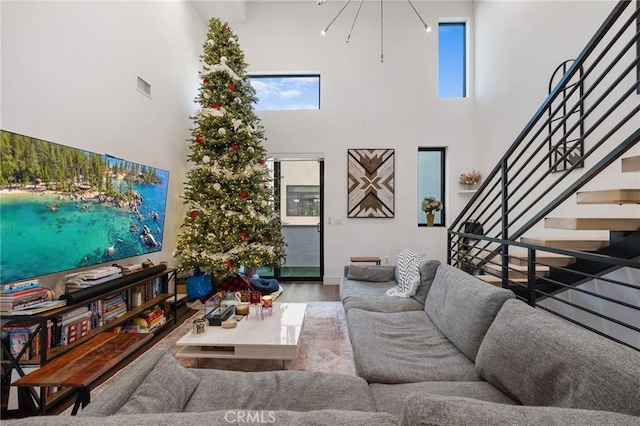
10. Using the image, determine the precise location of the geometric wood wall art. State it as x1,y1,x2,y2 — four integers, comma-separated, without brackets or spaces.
347,149,395,218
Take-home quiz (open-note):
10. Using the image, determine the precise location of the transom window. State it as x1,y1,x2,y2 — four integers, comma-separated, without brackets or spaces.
439,22,467,98
249,75,320,110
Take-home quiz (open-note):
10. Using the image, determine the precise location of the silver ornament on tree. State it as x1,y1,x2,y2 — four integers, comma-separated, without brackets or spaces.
202,155,211,163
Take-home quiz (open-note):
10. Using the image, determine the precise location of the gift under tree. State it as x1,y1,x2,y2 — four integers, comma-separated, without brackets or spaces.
175,18,285,279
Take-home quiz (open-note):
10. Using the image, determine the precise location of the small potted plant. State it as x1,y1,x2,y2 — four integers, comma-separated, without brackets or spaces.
459,169,482,189
421,196,443,227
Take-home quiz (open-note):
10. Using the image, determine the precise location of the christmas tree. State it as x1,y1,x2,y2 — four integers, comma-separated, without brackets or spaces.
175,18,285,278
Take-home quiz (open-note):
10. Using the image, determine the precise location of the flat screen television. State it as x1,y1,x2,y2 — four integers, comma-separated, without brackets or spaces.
0,130,170,284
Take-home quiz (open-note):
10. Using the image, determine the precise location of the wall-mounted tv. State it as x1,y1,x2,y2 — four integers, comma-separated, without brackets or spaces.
0,130,170,284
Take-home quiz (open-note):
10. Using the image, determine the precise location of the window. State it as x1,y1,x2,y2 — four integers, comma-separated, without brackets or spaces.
286,185,320,216
248,75,320,110
417,148,446,226
438,23,466,98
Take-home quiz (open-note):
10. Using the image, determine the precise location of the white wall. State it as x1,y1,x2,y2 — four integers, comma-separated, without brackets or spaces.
230,1,476,283
1,1,205,289
473,0,639,239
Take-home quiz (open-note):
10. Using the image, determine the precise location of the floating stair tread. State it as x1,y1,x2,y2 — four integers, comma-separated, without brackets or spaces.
507,247,574,267
576,189,640,204
545,217,640,231
521,236,608,252
484,262,549,279
622,155,640,172
477,275,527,287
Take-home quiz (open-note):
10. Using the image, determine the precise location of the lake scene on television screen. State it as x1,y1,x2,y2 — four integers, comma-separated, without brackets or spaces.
0,130,169,284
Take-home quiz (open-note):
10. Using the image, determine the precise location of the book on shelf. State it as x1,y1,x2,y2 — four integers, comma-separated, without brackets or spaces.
0,279,41,293
121,263,143,274
147,315,166,332
2,319,40,333
5,300,67,316
77,266,121,280
104,306,128,322
140,306,164,324
0,293,49,312
0,286,47,302
66,273,123,290
60,306,90,321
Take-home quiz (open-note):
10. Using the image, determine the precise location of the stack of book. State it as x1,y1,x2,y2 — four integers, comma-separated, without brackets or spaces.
102,293,128,324
1,319,51,361
65,266,122,291
119,305,165,333
121,263,143,274
0,279,48,312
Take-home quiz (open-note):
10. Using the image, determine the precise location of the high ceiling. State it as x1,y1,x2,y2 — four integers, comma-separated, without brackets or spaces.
189,0,248,23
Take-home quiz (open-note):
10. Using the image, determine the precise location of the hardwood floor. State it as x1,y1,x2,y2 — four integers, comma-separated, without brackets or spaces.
277,283,340,302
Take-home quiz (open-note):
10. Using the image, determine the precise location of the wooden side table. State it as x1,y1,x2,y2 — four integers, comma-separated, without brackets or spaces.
13,332,152,415
350,256,382,265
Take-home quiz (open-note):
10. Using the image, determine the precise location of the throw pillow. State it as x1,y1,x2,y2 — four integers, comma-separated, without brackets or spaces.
347,265,396,282
116,352,200,414
385,249,427,298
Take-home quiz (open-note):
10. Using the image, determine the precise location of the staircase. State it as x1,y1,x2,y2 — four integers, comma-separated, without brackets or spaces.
449,1,639,350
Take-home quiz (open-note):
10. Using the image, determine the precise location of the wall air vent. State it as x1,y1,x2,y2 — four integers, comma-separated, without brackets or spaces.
137,76,151,98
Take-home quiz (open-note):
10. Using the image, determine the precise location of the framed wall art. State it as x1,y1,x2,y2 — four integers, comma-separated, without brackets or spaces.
347,149,395,218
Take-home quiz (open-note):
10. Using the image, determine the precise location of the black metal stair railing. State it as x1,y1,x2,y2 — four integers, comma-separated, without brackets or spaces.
448,0,640,350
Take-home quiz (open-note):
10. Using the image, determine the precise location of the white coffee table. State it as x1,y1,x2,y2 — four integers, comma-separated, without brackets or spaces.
175,303,307,364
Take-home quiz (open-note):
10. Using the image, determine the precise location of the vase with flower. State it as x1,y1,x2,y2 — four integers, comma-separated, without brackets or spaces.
421,196,443,227
459,169,482,189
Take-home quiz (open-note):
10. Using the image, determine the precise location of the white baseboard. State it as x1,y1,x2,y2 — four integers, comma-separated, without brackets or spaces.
323,276,341,285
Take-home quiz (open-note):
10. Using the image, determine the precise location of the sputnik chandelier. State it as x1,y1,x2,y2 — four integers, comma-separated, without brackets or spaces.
317,0,432,63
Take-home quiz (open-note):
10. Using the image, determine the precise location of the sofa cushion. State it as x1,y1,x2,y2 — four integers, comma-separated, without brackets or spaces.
412,260,440,305
340,277,424,313
6,410,399,425
78,347,167,417
386,249,427,298
347,265,396,282
401,393,640,426
476,299,640,416
346,308,481,383
184,370,376,412
116,352,200,414
370,381,517,418
424,264,514,361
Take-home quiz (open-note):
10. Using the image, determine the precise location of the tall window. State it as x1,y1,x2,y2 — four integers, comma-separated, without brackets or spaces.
438,23,466,98
248,75,320,110
418,148,446,226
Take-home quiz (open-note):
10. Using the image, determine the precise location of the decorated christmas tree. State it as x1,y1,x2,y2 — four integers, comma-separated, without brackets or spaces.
174,18,285,278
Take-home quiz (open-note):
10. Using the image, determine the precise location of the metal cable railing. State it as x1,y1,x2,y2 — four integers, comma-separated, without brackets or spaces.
448,0,640,350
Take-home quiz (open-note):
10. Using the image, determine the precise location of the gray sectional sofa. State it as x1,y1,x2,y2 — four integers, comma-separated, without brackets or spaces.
6,261,640,425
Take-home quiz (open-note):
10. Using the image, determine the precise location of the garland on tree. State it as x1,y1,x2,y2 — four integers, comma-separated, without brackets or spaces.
174,19,286,278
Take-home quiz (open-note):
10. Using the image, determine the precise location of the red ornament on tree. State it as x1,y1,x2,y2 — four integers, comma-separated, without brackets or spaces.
240,231,248,240
211,103,219,109
226,260,233,269
190,209,199,218
203,79,208,84
231,144,239,151
263,234,270,242
239,191,248,199
259,159,266,165
195,136,203,144
229,84,236,92
226,27,232,34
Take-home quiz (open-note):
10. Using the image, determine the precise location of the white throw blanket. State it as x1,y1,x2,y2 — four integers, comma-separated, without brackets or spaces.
386,249,427,298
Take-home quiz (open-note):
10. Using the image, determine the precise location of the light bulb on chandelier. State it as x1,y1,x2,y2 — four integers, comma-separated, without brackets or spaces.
318,0,432,62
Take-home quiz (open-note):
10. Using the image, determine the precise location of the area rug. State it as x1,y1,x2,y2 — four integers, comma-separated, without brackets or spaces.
154,301,356,374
